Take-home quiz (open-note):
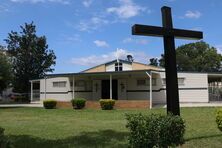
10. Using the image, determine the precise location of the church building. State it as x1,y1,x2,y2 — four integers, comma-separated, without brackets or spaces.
30,59,222,108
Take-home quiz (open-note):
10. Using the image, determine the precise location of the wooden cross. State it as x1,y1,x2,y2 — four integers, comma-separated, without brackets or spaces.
132,6,203,115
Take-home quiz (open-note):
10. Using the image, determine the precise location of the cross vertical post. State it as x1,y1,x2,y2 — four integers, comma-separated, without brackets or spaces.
162,7,180,115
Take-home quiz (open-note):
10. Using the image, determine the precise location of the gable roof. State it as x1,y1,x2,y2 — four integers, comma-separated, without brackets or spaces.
81,59,162,73
105,59,132,65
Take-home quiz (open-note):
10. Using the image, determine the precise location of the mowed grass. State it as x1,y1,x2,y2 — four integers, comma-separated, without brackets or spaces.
0,107,221,148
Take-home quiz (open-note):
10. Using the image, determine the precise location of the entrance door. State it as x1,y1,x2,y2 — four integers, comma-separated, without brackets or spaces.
101,80,118,100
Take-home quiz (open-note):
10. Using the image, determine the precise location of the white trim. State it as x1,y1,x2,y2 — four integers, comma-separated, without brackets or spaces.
29,79,41,82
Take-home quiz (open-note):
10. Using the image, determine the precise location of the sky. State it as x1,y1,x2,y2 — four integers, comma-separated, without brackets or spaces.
0,0,222,73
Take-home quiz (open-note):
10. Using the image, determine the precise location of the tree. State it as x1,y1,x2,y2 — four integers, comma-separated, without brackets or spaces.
0,46,12,95
5,22,56,97
159,41,222,72
159,54,165,68
149,58,159,66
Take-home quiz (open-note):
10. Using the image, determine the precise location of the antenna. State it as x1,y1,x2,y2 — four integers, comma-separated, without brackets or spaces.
116,48,119,63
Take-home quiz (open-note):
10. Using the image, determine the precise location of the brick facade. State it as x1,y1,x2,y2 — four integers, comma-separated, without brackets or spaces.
56,100,150,109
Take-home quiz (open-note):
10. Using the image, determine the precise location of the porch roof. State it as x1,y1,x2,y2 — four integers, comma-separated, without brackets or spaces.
45,69,164,78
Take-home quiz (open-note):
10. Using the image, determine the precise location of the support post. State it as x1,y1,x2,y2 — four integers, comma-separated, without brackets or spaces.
72,76,75,99
146,72,152,109
31,81,33,102
44,77,47,99
150,73,152,109
110,74,112,99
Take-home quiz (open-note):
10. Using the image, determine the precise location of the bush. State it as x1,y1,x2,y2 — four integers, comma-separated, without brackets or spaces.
216,109,222,131
71,98,86,109
0,127,11,148
126,113,185,148
43,99,57,109
99,99,115,110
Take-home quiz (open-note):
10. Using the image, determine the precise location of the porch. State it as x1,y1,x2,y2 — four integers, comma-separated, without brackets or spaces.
30,70,163,109
208,73,222,102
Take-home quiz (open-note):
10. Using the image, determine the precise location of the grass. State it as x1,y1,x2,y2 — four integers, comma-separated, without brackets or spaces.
0,107,221,148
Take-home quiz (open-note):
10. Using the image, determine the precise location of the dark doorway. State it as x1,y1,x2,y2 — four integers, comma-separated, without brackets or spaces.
101,80,118,100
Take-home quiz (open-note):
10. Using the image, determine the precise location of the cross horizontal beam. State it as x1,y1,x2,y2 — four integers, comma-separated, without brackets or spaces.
132,24,203,40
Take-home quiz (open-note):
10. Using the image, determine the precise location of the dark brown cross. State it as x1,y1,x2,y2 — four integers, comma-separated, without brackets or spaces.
132,6,203,115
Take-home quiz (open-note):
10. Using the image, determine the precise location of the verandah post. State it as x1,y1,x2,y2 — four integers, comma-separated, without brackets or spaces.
110,74,112,99
31,81,33,102
72,75,75,99
44,77,47,100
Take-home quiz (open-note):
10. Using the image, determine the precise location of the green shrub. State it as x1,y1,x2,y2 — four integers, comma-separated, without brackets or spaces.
126,113,185,148
71,98,86,109
0,127,11,148
216,109,222,131
43,99,57,109
99,99,115,110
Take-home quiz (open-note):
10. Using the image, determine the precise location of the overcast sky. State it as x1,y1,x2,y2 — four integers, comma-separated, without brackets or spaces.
0,0,221,73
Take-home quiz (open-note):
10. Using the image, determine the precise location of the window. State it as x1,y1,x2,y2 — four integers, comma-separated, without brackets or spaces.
115,62,123,71
137,79,146,86
53,81,66,87
178,78,185,85
162,78,185,85
137,79,157,86
75,80,85,87
151,78,157,86
70,82,73,87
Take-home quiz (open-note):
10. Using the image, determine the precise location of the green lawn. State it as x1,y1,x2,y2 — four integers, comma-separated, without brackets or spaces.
0,107,221,148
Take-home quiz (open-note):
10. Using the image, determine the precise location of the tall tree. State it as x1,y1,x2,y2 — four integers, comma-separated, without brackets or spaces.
159,41,222,72
149,58,159,66
0,46,12,95
5,22,56,96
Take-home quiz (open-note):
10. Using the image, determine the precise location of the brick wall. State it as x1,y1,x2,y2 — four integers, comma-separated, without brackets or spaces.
56,100,150,109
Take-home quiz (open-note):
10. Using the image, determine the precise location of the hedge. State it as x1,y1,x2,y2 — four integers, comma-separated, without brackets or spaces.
126,113,185,147
0,127,11,148
99,99,115,110
43,99,57,109
216,109,222,131
71,98,86,109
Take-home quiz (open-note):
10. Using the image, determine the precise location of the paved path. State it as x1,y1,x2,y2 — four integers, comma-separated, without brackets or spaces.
0,103,43,108
154,102,222,108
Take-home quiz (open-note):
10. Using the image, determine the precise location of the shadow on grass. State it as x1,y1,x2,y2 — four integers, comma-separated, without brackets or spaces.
8,130,128,148
186,133,222,141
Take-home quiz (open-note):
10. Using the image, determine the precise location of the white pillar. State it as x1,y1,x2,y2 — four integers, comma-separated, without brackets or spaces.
110,74,112,99
44,77,47,99
146,72,152,109
31,81,33,102
72,76,75,99
149,73,152,109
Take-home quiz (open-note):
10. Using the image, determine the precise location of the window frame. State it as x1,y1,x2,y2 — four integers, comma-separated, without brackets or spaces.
75,80,85,87
115,62,123,71
137,79,147,86
53,81,67,88
162,78,185,86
